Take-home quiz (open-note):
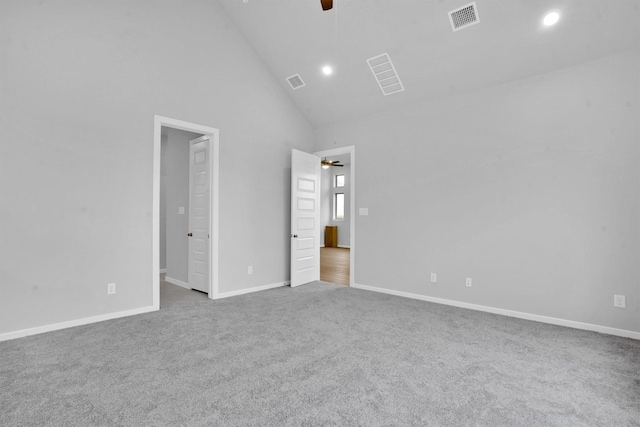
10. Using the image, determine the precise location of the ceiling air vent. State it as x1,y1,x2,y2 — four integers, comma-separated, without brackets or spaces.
286,74,305,90
449,2,480,32
367,53,405,96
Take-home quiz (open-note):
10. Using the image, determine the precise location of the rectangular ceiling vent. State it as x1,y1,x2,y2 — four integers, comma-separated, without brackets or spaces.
449,2,480,32
286,74,305,90
367,53,405,96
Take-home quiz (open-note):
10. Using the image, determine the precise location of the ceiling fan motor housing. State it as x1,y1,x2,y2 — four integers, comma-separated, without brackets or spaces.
321,0,333,11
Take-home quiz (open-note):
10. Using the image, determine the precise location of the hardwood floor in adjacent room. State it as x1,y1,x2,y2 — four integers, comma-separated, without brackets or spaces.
320,247,350,286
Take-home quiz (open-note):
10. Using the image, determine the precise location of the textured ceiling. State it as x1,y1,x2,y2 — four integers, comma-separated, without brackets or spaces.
219,0,640,129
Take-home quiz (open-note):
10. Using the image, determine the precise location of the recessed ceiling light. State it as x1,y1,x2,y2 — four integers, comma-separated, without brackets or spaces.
543,11,560,26
322,66,333,76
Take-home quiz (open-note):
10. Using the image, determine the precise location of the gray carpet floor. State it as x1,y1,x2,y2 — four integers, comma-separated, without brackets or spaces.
159,274,209,308
1,281,639,426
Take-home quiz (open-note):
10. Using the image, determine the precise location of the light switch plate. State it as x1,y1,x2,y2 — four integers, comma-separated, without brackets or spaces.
178,207,185,215
359,208,369,216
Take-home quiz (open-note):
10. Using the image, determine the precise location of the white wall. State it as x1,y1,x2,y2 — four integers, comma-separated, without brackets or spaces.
315,50,640,334
0,0,314,335
336,164,351,248
320,168,331,246
162,128,202,284
320,165,351,248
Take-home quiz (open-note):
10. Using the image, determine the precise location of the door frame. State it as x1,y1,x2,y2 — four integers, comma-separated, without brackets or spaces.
314,145,355,286
153,115,220,308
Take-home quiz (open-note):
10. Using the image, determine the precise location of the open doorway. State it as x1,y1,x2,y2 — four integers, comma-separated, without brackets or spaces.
152,116,220,310
160,128,208,307
315,146,355,287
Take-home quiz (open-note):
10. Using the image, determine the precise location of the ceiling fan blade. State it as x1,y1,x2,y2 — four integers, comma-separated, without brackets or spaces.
320,0,333,11
332,164,344,167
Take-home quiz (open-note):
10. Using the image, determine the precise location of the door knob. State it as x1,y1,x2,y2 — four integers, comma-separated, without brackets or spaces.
187,233,193,237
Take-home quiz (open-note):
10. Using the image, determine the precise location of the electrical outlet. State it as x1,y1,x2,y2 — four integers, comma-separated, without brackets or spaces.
466,278,472,287
614,295,626,308
430,273,437,283
248,266,253,275
107,283,116,295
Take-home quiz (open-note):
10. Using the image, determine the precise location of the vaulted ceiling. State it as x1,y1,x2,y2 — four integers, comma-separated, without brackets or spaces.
219,0,640,129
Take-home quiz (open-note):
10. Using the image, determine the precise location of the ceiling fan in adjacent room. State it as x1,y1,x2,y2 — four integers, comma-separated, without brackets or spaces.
320,0,333,11
321,158,343,168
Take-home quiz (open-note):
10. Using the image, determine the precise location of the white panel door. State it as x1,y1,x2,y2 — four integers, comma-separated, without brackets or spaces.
188,136,210,293
290,149,320,287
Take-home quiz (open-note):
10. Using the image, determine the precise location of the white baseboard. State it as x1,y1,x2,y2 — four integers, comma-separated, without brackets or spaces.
159,268,167,274
351,283,640,340
215,281,288,299
0,279,287,342
337,245,351,249
0,305,157,342
165,276,190,289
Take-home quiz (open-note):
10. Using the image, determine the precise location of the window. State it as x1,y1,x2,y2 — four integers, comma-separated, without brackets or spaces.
334,193,344,220
335,174,345,188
